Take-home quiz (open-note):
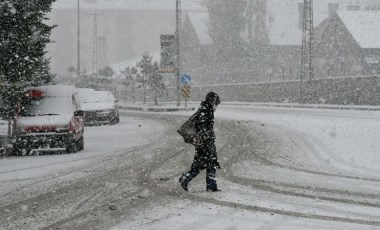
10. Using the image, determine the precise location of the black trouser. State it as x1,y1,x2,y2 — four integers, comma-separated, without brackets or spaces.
182,145,218,190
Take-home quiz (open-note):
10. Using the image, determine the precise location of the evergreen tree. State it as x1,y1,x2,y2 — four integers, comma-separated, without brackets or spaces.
0,0,56,127
136,52,153,104
205,0,248,61
148,62,165,105
121,67,133,82
129,67,138,103
98,65,114,78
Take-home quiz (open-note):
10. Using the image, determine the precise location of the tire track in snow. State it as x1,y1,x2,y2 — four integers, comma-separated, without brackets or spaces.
220,122,380,206
27,119,187,229
146,119,380,226
277,125,380,177
0,146,145,202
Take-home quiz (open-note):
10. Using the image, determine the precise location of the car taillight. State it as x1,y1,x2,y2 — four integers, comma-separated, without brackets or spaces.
24,89,45,99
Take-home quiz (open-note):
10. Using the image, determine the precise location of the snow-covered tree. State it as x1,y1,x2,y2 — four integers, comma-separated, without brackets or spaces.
205,0,248,61
136,52,153,104
98,65,114,78
121,66,134,102
148,62,165,105
121,66,133,82
0,0,56,133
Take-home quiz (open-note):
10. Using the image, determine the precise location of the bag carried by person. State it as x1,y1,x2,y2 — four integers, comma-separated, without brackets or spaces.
177,111,200,146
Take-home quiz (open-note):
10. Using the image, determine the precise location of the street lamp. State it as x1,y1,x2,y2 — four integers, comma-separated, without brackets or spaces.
176,0,181,106
77,0,80,77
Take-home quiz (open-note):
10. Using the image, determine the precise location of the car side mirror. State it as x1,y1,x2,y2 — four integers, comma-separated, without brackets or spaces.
114,99,118,103
74,110,84,116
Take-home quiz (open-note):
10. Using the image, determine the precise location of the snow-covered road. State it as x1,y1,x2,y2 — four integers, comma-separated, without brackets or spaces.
0,105,379,229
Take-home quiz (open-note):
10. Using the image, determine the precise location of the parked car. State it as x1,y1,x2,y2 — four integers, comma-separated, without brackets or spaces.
13,85,85,155
75,87,95,94
78,91,120,125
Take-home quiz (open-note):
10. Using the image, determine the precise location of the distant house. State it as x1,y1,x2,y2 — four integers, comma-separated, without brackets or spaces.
315,10,380,77
181,0,378,84
181,12,217,85
265,0,364,81
258,0,380,80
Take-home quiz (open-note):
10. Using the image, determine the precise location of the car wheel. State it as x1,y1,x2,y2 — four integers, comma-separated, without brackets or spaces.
66,141,78,154
12,145,22,156
111,116,119,125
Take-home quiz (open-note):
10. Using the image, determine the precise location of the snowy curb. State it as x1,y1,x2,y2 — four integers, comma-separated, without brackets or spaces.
118,102,380,112
222,103,380,111
119,105,196,112
143,102,380,112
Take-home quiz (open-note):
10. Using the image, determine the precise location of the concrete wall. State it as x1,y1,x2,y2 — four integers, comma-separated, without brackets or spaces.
158,75,380,105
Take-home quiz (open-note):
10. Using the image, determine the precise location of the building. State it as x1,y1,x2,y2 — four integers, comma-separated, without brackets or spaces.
315,10,380,77
181,12,217,85
180,0,378,85
265,0,377,81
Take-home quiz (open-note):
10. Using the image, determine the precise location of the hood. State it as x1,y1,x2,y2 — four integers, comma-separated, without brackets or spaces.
201,101,212,108
80,102,115,111
16,114,73,131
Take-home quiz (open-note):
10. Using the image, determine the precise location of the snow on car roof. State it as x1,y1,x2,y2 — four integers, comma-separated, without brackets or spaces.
75,88,95,93
79,91,115,103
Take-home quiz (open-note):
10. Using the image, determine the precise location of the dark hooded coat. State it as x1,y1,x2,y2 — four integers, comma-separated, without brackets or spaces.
192,100,220,170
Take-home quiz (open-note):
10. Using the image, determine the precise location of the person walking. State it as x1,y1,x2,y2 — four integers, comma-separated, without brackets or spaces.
179,92,221,192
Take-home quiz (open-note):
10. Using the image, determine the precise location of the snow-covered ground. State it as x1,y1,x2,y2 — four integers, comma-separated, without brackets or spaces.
217,105,380,176
0,116,164,197
114,105,380,229
1,104,379,229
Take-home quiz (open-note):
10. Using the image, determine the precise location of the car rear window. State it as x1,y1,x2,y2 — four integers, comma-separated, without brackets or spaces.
20,96,71,116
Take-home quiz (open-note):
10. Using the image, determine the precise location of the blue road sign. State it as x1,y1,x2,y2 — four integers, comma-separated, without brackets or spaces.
181,74,192,85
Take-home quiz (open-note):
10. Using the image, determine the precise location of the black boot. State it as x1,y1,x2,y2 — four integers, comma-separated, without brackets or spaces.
206,166,220,192
206,187,221,192
179,173,189,192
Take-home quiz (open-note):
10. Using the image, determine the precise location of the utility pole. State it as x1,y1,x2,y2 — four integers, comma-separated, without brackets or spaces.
300,0,314,101
89,12,103,74
176,0,182,106
77,0,80,77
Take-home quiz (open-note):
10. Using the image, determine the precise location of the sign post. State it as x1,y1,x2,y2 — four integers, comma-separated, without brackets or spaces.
181,74,192,107
160,34,176,74
181,85,191,107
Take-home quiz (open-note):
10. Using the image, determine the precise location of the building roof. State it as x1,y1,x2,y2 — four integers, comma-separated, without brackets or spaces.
53,0,205,10
267,0,376,46
337,10,380,49
187,12,213,46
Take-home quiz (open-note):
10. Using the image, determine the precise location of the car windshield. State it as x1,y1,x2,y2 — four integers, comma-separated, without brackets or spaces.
20,96,71,116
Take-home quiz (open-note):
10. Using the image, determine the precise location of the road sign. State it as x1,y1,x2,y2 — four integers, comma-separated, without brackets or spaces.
181,74,192,85
160,34,176,74
181,84,191,98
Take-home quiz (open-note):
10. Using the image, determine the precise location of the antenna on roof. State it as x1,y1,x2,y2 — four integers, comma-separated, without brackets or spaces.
176,0,182,106
300,0,314,101
88,11,104,74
